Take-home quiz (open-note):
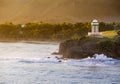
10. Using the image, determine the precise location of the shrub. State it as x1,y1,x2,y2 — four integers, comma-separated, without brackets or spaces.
98,38,115,52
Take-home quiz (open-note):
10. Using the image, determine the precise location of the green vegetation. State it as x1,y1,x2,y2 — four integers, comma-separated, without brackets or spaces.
0,22,119,41
98,36,120,54
98,38,116,52
0,22,90,41
99,30,119,52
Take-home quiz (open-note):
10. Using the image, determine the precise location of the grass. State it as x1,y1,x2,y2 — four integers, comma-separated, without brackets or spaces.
102,30,117,38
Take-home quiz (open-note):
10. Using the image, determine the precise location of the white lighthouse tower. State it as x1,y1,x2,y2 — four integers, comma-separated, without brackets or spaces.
88,19,103,38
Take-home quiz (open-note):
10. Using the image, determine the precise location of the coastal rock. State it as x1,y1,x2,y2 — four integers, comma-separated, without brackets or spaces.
115,38,120,58
58,37,120,59
59,37,100,59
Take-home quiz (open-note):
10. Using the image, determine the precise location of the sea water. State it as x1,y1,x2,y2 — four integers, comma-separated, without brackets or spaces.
0,42,119,84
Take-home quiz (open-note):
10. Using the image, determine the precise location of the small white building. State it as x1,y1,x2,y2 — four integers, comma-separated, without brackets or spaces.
88,19,103,38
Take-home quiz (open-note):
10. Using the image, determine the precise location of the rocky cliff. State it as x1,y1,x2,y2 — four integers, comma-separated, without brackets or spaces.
58,36,120,59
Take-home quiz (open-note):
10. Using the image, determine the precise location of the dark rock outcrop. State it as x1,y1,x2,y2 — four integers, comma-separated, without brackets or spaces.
58,37,120,59
114,38,120,58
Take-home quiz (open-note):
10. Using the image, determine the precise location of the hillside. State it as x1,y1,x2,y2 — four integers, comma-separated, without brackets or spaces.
0,0,120,23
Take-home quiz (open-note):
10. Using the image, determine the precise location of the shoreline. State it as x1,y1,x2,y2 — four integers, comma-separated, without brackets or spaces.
0,39,60,44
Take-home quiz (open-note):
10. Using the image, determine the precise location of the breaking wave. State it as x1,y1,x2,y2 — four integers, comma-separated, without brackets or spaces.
1,53,119,67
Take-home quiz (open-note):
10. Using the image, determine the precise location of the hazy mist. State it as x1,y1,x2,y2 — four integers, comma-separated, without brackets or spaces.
0,0,120,23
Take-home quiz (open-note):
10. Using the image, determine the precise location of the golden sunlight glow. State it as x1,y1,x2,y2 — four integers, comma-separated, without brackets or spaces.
0,0,120,23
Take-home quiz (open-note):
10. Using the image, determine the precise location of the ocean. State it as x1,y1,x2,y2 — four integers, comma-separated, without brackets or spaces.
0,42,119,84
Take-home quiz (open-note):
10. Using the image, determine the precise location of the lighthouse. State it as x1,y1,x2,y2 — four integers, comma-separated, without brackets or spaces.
88,19,103,38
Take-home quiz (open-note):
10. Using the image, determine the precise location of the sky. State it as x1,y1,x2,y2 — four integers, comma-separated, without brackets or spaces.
0,0,120,23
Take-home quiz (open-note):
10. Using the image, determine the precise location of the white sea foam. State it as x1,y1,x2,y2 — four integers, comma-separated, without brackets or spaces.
92,54,113,60
65,54,119,66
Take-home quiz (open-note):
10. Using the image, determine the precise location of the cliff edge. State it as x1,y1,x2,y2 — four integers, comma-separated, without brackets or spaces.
58,36,120,59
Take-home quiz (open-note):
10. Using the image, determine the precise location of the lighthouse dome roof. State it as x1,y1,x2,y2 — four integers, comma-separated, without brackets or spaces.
92,19,98,22
91,19,99,25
